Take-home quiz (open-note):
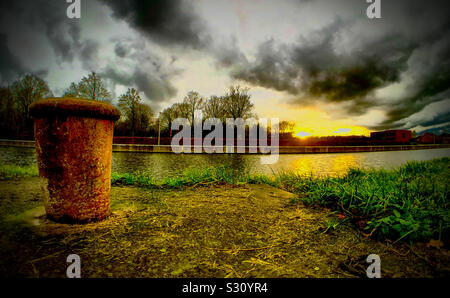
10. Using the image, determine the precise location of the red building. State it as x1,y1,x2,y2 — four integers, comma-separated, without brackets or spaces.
370,130,412,144
415,133,442,144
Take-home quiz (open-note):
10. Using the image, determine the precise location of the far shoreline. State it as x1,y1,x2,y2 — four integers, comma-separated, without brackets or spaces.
1,139,449,154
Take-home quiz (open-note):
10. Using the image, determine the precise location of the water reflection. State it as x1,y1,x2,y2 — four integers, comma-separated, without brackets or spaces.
1,146,449,178
331,154,357,176
291,157,315,176
268,153,359,177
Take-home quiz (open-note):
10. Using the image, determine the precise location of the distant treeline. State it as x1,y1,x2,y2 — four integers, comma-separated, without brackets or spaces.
0,72,258,139
284,135,450,146
2,72,447,144
0,74,52,139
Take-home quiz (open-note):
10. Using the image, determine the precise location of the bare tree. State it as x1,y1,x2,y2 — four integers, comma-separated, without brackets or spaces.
160,105,179,136
279,120,296,135
183,91,204,126
0,86,19,136
203,95,225,120
135,103,155,136
12,74,51,130
64,72,111,102
118,88,143,137
222,85,255,119
175,102,191,120
64,82,79,97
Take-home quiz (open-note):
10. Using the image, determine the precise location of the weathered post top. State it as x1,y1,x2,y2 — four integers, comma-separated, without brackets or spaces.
29,97,121,121
29,97,121,223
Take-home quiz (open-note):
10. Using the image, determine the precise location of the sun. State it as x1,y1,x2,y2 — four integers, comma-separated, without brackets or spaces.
296,131,312,138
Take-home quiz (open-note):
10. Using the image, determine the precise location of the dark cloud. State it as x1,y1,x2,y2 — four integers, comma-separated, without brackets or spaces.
101,64,179,109
1,0,82,62
221,0,450,130
376,81,450,130
420,112,450,129
80,40,100,71
0,0,97,74
229,21,416,112
114,42,129,58
0,34,25,83
213,36,248,68
0,0,184,106
374,31,450,129
101,0,210,49
103,38,180,109
227,34,417,130
38,3,82,63
307,37,415,101
230,38,300,94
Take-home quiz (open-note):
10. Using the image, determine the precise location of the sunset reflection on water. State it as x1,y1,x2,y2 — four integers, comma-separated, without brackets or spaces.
1,147,449,179
331,155,357,177
287,154,358,177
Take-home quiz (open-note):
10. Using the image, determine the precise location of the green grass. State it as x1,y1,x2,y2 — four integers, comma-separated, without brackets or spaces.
0,164,38,180
275,157,450,243
111,165,250,188
2,157,449,243
113,158,450,242
111,158,450,242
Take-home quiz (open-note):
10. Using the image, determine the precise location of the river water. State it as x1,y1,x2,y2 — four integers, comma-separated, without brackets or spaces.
1,146,449,179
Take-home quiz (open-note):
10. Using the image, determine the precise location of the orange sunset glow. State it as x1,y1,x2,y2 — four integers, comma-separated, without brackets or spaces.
263,105,372,137
292,124,371,138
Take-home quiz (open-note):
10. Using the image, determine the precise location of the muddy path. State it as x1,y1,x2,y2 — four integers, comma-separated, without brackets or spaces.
0,178,448,277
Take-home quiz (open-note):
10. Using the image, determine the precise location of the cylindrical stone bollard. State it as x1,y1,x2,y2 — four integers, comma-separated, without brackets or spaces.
29,98,121,223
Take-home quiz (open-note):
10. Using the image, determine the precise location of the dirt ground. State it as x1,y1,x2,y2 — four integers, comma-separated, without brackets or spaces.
0,177,448,278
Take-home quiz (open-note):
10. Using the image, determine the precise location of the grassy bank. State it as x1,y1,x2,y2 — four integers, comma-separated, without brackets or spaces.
277,158,449,243
1,158,449,243
111,166,273,188
110,158,449,243
0,164,38,180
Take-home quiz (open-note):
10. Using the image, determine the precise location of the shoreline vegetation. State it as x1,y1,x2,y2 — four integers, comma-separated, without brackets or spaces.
1,157,448,244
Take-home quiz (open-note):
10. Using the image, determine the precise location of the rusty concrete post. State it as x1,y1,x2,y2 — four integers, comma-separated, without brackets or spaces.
29,98,121,223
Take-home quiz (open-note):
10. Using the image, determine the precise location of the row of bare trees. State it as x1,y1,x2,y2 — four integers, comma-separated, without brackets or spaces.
0,72,154,138
64,72,155,137
0,71,258,139
159,86,256,136
64,72,112,102
0,74,52,138
116,88,154,137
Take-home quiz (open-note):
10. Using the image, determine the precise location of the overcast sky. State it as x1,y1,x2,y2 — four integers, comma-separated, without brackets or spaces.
1,0,449,135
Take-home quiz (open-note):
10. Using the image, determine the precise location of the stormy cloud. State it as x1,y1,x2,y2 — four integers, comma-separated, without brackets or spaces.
101,39,181,110
100,0,211,49
80,39,100,71
214,0,450,130
114,42,130,58
101,64,178,110
227,29,416,123
0,0,449,132
0,0,83,63
0,33,26,83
